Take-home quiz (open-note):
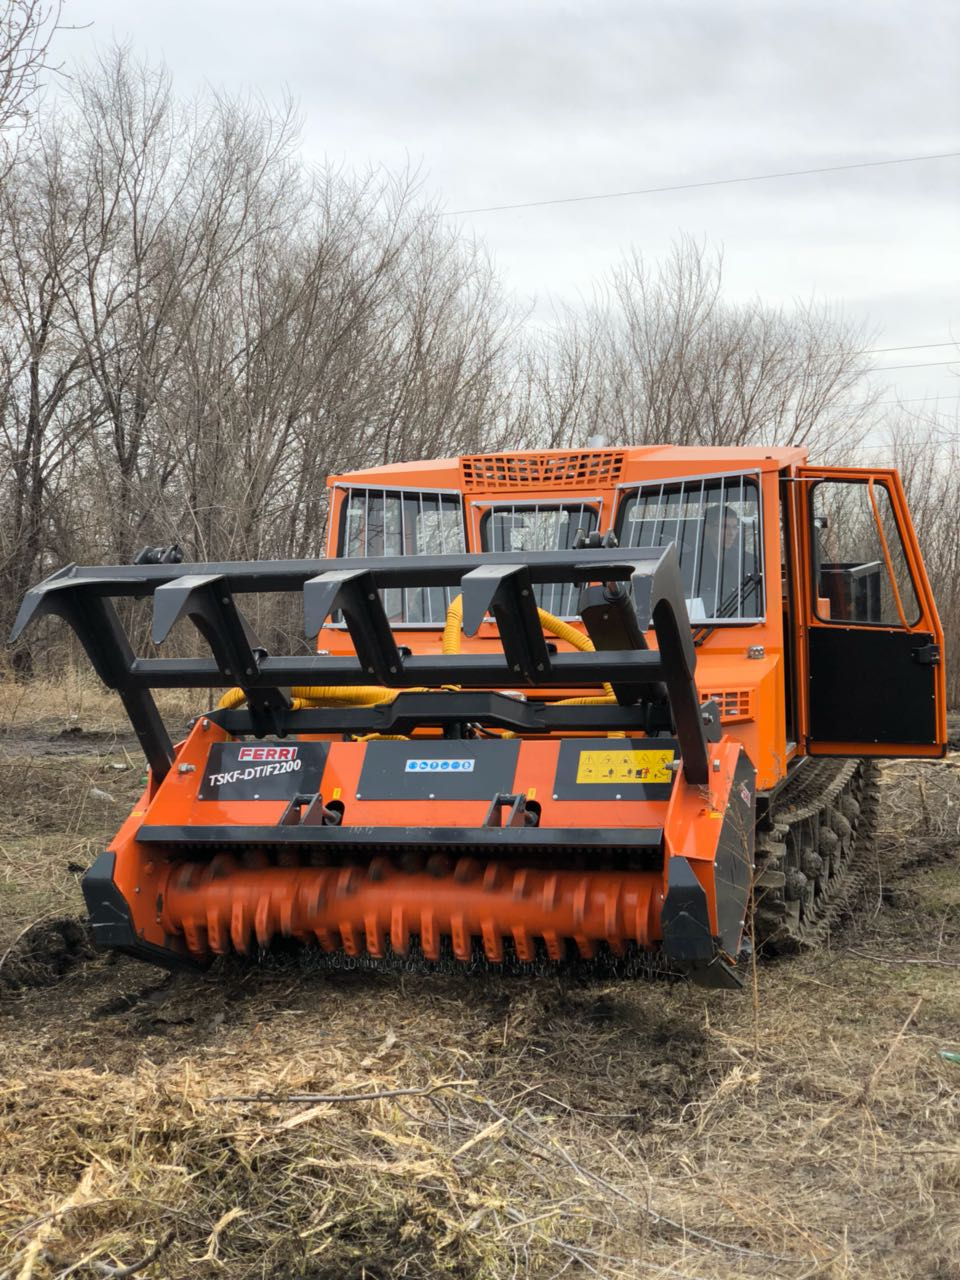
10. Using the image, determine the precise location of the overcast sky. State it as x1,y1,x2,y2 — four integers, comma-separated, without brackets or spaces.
57,0,960,419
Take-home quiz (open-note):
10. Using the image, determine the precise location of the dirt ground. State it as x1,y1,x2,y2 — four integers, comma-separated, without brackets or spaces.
0,679,958,1280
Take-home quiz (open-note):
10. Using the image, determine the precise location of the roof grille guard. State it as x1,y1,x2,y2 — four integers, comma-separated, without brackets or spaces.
461,450,625,491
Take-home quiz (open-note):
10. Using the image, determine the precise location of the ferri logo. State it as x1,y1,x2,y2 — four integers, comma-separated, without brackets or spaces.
404,758,475,773
237,745,299,762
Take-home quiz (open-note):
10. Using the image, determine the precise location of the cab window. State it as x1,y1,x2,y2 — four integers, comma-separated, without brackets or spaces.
478,501,599,616
615,474,764,623
337,487,465,623
810,479,920,626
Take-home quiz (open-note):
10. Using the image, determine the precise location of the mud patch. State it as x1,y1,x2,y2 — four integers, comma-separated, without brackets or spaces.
0,722,140,758
0,917,94,993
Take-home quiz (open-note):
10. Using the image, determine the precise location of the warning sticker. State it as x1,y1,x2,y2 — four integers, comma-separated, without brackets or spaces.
554,738,678,800
575,749,675,785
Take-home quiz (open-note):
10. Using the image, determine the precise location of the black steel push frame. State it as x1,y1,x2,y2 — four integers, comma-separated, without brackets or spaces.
11,546,715,786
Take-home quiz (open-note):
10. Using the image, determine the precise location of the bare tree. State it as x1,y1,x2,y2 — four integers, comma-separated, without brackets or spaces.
0,125,91,666
529,238,876,457
60,50,307,560
0,45,526,660
878,400,960,704
0,1,64,165
4,51,914,675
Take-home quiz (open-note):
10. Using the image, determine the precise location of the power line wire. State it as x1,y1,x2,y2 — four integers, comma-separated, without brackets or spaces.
866,359,958,372
858,442,958,449
872,393,960,407
446,150,960,216
858,430,960,449
862,341,958,355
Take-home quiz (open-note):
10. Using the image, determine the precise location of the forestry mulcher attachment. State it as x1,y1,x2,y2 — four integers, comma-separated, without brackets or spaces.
13,447,946,987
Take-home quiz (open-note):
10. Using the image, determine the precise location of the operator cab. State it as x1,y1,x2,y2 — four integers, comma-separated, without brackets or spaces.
324,447,946,787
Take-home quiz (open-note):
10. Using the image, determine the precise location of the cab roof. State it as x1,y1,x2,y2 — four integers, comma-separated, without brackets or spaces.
329,444,808,491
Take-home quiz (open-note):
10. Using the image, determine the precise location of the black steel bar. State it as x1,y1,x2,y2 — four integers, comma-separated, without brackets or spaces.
9,575,174,781
137,824,664,850
578,582,664,706
152,574,259,679
14,548,666,599
632,553,710,785
460,563,551,682
125,650,666,689
12,545,707,783
152,574,292,735
210,693,660,736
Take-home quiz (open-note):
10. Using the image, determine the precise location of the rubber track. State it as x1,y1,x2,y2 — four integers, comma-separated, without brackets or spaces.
753,759,881,951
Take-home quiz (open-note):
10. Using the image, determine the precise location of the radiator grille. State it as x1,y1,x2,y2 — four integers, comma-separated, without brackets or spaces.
461,450,624,491
701,689,754,724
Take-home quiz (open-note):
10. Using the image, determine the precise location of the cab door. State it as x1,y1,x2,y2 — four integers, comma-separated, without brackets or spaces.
795,466,946,757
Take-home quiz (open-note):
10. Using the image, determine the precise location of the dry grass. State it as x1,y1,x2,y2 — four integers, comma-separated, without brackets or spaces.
0,666,205,738
0,683,957,1279
0,673,213,950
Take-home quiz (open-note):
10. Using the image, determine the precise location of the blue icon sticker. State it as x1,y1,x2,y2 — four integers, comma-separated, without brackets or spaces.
405,758,475,773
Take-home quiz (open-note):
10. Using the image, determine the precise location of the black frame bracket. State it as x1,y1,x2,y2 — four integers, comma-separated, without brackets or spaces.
305,567,404,681
153,573,292,736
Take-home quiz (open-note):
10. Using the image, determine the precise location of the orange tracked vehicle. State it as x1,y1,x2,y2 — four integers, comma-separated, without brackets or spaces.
13,446,946,987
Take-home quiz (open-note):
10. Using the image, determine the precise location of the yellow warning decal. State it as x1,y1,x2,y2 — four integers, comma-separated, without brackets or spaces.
575,748,675,785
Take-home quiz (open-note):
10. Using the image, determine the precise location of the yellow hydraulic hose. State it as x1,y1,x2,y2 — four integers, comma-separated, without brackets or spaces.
440,594,615,704
290,685,405,705
442,594,463,654
535,606,614,702
554,694,617,704
217,684,410,711
217,686,250,711
443,593,598,657
217,593,616,715
537,610,593,653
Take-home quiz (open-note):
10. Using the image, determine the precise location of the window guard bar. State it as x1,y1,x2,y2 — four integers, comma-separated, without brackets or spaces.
477,500,601,618
340,487,466,624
